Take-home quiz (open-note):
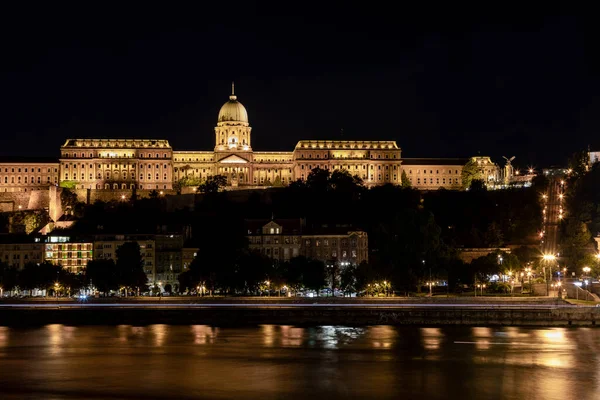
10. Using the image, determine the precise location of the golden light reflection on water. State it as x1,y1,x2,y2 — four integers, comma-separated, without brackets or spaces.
280,325,304,347
368,326,396,349
46,324,76,355
191,325,219,345
150,324,168,347
261,324,275,346
0,325,598,399
0,326,8,349
420,327,442,350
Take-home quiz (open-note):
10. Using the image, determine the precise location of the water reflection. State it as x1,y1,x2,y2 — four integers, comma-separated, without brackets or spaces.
191,325,219,345
150,324,168,347
0,326,8,349
420,327,443,351
0,325,598,399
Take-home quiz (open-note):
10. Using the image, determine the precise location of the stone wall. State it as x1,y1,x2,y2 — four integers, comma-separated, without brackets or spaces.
0,191,46,212
458,248,512,264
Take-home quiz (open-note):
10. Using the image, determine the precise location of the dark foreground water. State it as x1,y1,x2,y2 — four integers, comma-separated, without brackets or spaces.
0,325,599,399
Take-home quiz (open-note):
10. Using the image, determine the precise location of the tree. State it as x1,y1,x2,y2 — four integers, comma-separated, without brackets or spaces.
198,175,227,194
149,190,160,199
115,242,148,293
340,264,357,296
330,170,363,192
59,180,78,190
483,221,504,247
18,262,63,295
85,259,118,294
0,262,18,295
284,256,306,295
461,159,483,189
60,188,79,212
562,220,592,268
306,167,330,192
469,179,487,192
401,170,412,188
303,259,326,295
568,149,590,177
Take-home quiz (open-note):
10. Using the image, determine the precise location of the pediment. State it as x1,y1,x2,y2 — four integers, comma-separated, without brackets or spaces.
219,154,249,164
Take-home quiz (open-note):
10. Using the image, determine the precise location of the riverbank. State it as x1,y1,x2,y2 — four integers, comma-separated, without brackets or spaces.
1,300,599,327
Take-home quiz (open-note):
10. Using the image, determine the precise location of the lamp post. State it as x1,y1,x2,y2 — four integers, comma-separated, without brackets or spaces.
583,267,591,289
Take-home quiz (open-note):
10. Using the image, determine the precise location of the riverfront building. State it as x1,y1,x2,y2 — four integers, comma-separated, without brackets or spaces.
0,85,505,203
245,219,369,265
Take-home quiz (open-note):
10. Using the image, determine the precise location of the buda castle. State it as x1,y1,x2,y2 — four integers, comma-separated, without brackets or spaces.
0,85,499,207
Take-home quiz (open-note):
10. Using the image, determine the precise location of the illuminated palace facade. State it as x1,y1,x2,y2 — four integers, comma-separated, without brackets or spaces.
0,88,486,195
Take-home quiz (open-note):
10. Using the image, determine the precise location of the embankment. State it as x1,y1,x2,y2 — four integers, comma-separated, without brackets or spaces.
1,304,599,327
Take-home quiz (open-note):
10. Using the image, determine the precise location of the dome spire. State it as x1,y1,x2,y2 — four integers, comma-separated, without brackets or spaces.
230,81,237,100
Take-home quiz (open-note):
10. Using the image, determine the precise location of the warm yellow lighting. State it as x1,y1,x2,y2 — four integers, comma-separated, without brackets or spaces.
583,267,591,273
159,191,164,195
121,195,126,200
543,254,556,261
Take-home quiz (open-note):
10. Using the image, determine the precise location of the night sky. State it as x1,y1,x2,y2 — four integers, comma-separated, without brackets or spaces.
1,5,598,169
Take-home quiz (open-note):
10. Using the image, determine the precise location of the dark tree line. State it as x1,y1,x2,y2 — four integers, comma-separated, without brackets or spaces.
0,261,82,296
561,156,600,271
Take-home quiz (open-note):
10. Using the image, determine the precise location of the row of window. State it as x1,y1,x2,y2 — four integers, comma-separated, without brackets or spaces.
63,163,169,170
298,153,398,160
63,173,169,181
63,153,170,158
1,176,54,184
2,167,57,173
408,169,460,175
413,177,461,185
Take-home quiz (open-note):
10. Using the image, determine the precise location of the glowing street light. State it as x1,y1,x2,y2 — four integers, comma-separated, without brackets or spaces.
543,254,556,261
583,267,591,274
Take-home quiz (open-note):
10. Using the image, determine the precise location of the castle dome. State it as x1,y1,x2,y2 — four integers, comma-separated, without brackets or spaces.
217,83,248,124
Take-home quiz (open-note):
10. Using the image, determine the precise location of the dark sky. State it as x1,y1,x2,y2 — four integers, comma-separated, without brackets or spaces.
1,4,598,169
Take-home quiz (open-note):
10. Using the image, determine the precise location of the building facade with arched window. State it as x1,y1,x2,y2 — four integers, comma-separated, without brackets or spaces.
0,87,495,198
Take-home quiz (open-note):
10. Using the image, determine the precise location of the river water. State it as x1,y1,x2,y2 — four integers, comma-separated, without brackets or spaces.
0,324,598,399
